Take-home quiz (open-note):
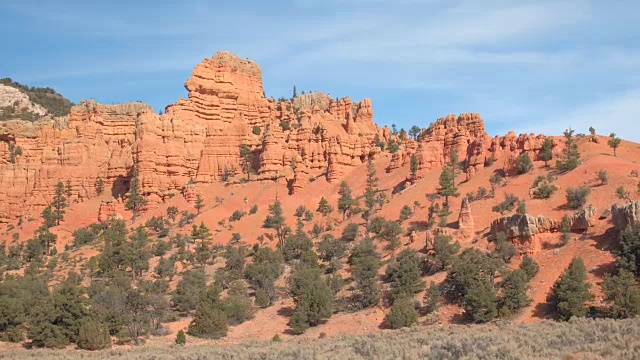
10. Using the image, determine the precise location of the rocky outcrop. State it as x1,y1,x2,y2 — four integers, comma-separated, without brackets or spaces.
466,132,562,177
491,213,557,239
98,199,126,223
570,205,598,231
0,52,383,220
410,114,485,178
612,201,640,231
490,213,558,254
0,100,144,222
182,184,199,205
0,84,48,116
458,197,474,237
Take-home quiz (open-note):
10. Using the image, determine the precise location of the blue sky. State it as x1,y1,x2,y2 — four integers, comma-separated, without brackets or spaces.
2,0,639,139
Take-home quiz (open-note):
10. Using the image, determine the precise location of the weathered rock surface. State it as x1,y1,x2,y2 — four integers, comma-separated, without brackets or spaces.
491,213,557,238
98,199,126,223
570,205,598,231
0,52,380,220
0,50,560,223
0,100,144,222
457,197,474,237
612,201,640,231
0,85,48,116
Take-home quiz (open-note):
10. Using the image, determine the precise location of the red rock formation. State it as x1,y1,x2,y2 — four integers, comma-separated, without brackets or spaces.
182,184,199,205
458,197,474,238
466,132,561,177
406,113,486,178
98,199,126,223
0,100,145,222
0,51,563,223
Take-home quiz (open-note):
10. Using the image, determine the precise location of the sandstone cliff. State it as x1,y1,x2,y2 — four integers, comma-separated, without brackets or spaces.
0,51,555,222
0,100,146,222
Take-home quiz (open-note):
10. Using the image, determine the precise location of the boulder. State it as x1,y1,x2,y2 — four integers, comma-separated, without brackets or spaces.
570,205,597,231
490,213,557,239
612,201,640,231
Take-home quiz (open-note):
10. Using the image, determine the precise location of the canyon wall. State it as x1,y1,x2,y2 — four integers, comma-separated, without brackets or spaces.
0,51,555,222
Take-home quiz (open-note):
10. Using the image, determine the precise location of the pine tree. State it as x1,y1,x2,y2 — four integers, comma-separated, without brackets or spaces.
498,269,531,316
172,269,207,313
194,193,204,214
51,181,67,225
408,125,421,140
384,296,418,329
423,281,441,314
239,145,255,180
288,266,333,334
125,227,151,280
614,223,640,275
175,329,186,345
386,249,425,303
263,199,289,249
293,85,297,99
410,154,419,180
41,206,57,229
462,277,498,323
65,179,72,201
489,174,503,198
515,153,533,174
192,222,213,266
125,169,147,219
539,138,554,167
602,270,640,319
363,158,379,221
556,128,581,172
95,177,104,195
337,181,354,221
316,197,333,218
399,205,413,223
608,133,622,157
547,257,592,320
437,166,458,206
188,285,228,339
426,234,460,272
519,255,539,281
349,238,381,308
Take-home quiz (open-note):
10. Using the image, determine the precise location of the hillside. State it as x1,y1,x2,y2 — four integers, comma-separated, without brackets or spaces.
0,52,638,355
0,78,73,121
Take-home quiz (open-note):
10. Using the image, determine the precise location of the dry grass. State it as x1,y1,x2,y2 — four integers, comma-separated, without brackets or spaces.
4,317,640,360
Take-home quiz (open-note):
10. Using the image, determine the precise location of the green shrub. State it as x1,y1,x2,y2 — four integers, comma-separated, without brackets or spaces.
532,181,557,199
175,330,186,345
77,320,111,350
492,193,520,215
252,126,261,135
515,153,533,174
565,186,591,209
384,296,418,329
367,216,386,235
229,210,246,222
398,205,413,223
341,223,360,242
597,170,609,185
